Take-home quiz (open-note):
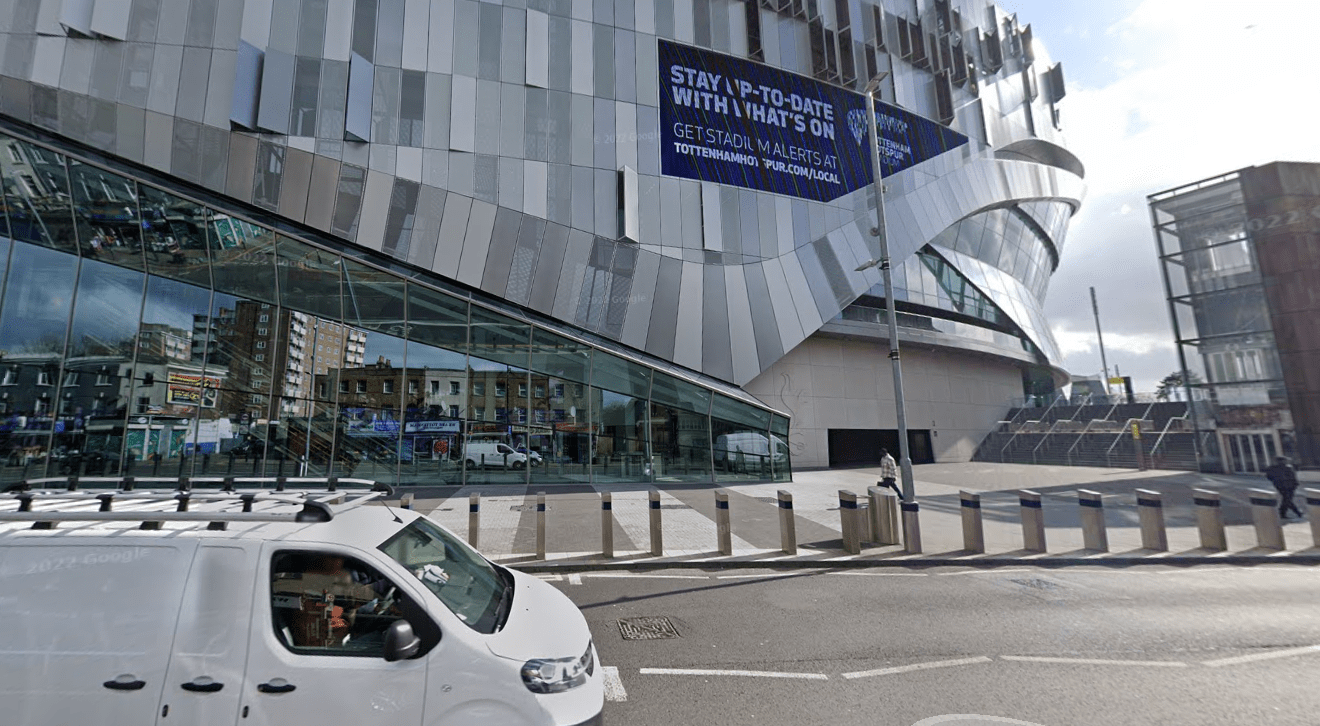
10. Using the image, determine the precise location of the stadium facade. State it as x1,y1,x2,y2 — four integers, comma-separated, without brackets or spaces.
0,0,1082,487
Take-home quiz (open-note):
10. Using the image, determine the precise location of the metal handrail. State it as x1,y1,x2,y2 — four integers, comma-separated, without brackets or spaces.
1147,415,1191,466
1000,420,1041,462
1104,418,1143,467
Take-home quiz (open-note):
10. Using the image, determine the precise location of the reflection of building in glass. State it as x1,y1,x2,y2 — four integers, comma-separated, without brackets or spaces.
1150,163,1320,473
0,0,1081,485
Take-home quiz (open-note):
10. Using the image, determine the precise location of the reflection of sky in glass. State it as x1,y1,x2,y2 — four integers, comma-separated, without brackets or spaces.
404,340,465,370
66,259,144,355
141,275,211,329
931,243,1062,364
0,242,77,350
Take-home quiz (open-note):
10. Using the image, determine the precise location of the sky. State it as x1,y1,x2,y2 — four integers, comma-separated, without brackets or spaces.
995,0,1320,394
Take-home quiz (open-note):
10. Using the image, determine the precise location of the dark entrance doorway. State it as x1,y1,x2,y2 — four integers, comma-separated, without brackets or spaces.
827,429,934,467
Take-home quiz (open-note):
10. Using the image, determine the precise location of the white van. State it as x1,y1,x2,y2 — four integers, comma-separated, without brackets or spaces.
713,432,789,472
0,479,603,725
465,441,529,469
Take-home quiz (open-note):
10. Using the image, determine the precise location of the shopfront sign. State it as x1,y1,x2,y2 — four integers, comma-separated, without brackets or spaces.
658,39,968,203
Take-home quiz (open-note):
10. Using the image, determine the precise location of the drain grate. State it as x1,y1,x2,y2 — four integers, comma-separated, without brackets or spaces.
510,504,552,512
659,503,690,510
1010,578,1060,591
617,616,682,640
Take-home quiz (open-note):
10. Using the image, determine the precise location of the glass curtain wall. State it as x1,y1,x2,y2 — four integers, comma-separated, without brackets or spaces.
0,131,787,487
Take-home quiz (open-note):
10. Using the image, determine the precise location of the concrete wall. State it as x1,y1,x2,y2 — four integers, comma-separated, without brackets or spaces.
745,335,1022,468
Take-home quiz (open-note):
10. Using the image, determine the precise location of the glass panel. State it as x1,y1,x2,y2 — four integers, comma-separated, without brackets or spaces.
68,159,144,271
0,140,79,254
52,258,143,477
401,284,470,486
590,350,650,399
211,220,278,303
593,386,646,483
0,242,78,481
206,291,281,475
528,329,592,485
139,185,213,288
711,395,774,482
276,235,341,320
770,413,791,482
464,306,529,485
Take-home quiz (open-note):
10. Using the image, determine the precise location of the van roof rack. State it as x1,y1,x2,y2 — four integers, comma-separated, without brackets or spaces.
3,475,392,495
0,477,392,531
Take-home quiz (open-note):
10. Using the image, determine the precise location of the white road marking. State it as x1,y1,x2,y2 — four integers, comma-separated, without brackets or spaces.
581,573,710,580
714,573,801,579
938,568,1039,576
533,574,562,581
1202,644,1320,668
842,656,993,679
829,571,929,577
1001,655,1189,668
640,667,829,680
601,666,627,702
568,573,582,585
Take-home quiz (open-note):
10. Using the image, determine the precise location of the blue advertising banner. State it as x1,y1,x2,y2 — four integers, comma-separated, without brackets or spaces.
658,39,969,203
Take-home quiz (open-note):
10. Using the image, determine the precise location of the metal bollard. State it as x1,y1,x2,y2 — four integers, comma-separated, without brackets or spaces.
1077,489,1107,552
601,492,614,559
1019,490,1046,553
1135,489,1168,552
869,486,901,545
536,492,547,559
1192,489,1226,551
777,490,797,555
715,489,732,556
468,493,480,549
400,492,414,510
901,500,922,554
839,490,862,554
960,490,985,554
1307,489,1320,548
649,489,663,556
1248,488,1285,550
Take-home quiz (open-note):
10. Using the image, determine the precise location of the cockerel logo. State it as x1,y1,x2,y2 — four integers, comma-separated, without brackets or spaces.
846,108,869,146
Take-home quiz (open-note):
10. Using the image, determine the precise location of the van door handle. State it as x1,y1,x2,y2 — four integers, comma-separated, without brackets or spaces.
257,681,297,694
103,675,147,691
181,679,224,693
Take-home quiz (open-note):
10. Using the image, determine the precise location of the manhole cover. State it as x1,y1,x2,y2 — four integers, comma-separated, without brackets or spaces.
1010,578,1060,591
510,504,551,512
754,497,778,503
659,504,689,510
618,616,682,640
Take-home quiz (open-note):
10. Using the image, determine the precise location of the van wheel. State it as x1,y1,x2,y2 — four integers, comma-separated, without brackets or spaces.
512,460,525,470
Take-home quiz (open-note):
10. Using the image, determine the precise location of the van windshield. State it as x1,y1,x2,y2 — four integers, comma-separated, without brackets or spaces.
378,517,508,634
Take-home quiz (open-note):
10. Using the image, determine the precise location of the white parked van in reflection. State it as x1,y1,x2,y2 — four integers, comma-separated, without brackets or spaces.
713,432,789,472
0,480,603,725
466,441,530,469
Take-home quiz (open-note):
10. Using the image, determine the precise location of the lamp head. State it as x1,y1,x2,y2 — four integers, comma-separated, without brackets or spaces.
863,72,890,95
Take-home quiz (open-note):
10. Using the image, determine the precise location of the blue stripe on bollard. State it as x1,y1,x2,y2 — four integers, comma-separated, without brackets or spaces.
537,502,546,512
778,499,793,509
1308,496,1320,507
716,499,729,510
1020,499,1042,509
839,499,858,509
1079,499,1103,508
602,501,612,510
1249,497,1275,507
469,503,479,513
900,501,919,512
1193,497,1220,507
960,498,981,509
650,499,661,509
1137,498,1162,508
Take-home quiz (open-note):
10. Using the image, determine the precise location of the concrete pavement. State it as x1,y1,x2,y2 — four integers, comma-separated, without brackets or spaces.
397,463,1320,569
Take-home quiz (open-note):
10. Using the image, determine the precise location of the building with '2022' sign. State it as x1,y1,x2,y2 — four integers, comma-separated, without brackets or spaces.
0,0,1081,486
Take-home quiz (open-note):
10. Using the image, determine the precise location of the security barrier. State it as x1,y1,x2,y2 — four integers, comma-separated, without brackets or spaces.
869,487,901,546
1307,489,1320,548
960,491,985,554
1019,490,1046,553
839,490,862,554
601,492,614,559
1135,489,1168,552
536,492,547,559
715,489,732,556
649,489,664,556
1192,489,1226,551
901,500,922,554
1077,489,1107,553
778,490,797,555
468,493,480,549
1249,489,1285,550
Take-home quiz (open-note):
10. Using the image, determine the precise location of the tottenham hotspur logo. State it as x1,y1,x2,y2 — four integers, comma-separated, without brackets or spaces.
847,108,869,146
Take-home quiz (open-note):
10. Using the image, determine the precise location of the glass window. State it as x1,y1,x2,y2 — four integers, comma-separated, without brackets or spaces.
270,550,428,656
0,140,79,254
377,516,508,633
276,235,342,321
68,159,145,271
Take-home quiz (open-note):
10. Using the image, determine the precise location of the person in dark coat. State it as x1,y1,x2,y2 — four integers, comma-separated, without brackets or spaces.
1264,456,1304,519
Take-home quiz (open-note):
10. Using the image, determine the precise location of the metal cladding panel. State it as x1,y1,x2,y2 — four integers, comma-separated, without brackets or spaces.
456,199,498,288
742,262,783,373
671,260,703,370
408,184,447,269
91,0,132,39
432,192,472,279
701,263,733,381
305,153,342,231
622,248,661,350
256,47,294,133
527,221,569,315
278,146,315,223
646,255,683,361
345,52,373,142
481,206,526,298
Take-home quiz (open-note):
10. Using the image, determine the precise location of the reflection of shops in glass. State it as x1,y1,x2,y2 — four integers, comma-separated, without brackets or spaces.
553,421,597,465
404,419,462,462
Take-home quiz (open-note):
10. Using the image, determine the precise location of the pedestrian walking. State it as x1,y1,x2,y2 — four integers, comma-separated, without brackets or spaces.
1265,455,1304,519
878,448,902,498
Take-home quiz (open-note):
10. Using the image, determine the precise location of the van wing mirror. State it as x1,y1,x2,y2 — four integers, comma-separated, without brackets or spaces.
383,619,422,662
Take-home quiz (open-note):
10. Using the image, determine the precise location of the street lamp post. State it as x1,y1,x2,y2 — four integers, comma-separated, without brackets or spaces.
855,73,916,502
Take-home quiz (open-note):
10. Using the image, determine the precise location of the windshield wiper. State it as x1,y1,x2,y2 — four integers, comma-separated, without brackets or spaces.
492,567,514,631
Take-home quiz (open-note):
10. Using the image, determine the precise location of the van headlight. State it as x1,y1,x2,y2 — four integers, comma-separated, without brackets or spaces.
520,641,595,694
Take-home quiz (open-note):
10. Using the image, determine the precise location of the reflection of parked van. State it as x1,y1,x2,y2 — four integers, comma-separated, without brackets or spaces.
466,441,529,469
0,481,603,725
713,432,789,470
